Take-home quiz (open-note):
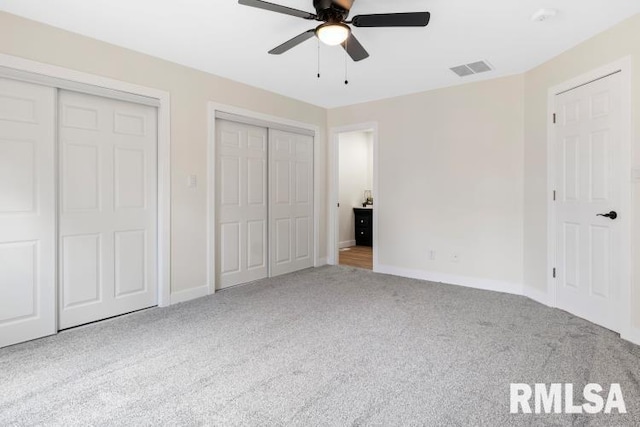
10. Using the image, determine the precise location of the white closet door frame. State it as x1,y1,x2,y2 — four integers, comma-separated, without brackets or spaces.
0,53,172,308
546,56,635,344
207,103,322,293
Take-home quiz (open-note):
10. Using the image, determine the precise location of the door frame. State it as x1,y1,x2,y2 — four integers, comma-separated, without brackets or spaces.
0,53,172,308
328,122,379,269
207,102,322,294
546,56,633,338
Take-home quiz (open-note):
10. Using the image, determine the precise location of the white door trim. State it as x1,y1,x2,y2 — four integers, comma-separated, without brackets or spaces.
546,56,633,341
0,53,172,308
328,122,379,270
207,102,321,294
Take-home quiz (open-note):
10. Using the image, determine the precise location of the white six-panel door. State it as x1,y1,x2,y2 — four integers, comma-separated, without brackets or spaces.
555,72,623,332
0,78,56,348
58,91,158,329
269,129,314,277
216,120,269,289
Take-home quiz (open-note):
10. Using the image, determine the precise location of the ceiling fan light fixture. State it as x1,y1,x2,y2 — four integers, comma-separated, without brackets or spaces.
316,22,350,46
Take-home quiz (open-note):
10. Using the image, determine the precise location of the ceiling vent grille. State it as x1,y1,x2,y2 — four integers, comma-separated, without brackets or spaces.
450,60,493,77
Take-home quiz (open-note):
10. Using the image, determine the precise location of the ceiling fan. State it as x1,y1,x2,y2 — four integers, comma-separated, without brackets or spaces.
238,0,431,62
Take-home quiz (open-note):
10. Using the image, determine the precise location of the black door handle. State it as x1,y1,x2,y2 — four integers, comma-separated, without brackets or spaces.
597,211,618,220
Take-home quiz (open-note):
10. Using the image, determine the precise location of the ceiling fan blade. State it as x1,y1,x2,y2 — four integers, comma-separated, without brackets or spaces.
341,33,369,62
351,12,430,27
238,0,317,20
269,29,316,55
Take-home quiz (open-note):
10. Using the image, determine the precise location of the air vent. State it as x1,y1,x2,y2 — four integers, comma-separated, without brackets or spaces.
450,65,474,77
450,60,493,78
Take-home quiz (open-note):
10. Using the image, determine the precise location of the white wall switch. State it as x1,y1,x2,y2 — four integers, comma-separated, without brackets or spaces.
187,174,198,188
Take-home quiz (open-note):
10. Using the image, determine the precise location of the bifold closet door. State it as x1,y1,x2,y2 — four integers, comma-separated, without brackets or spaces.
216,120,268,289
0,78,56,348
58,91,158,329
269,129,314,276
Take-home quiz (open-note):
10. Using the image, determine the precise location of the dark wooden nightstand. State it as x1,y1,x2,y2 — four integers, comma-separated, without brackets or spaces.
353,208,373,247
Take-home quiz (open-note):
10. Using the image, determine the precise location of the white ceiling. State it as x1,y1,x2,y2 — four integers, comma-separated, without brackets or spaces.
1,0,639,108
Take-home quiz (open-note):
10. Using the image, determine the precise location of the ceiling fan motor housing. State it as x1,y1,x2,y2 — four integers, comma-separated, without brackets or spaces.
313,0,353,22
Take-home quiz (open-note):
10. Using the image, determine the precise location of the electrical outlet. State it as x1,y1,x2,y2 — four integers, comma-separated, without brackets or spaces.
451,252,460,263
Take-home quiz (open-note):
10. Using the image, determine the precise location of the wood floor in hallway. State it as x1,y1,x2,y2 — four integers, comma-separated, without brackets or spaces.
339,246,373,270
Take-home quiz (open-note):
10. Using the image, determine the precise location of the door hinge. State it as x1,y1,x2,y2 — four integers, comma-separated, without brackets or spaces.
553,113,557,124
337,203,340,208
553,190,556,201
553,268,556,278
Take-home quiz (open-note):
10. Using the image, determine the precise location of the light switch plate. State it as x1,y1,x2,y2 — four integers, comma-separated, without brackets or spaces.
187,174,197,188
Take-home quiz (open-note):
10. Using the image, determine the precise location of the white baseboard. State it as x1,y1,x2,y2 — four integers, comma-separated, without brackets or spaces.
315,257,328,267
373,264,640,347
523,285,552,307
170,284,210,305
375,264,523,296
339,240,356,249
622,326,640,346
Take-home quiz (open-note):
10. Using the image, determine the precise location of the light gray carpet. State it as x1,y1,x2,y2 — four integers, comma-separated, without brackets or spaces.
1,266,639,426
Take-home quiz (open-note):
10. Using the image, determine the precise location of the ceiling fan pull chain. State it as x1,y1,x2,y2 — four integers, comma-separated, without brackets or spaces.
317,38,321,78
344,38,349,85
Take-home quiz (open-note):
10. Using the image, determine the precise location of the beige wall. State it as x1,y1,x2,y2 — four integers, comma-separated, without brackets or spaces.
523,13,640,329
328,75,525,288
0,12,327,294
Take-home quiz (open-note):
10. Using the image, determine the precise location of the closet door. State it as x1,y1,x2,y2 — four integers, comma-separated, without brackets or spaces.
58,91,157,329
0,78,56,348
269,129,314,276
216,120,268,289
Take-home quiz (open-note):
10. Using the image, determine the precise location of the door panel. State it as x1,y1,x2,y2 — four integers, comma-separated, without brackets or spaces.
247,158,266,205
115,148,146,209
0,139,36,212
589,225,610,298
555,73,622,331
58,91,157,329
61,234,101,308
0,78,56,348
62,143,100,211
216,120,268,288
114,230,146,297
0,242,38,321
276,160,290,204
269,129,313,276
247,220,266,269
296,217,310,259
276,218,291,264
589,132,609,201
562,136,579,201
220,222,241,275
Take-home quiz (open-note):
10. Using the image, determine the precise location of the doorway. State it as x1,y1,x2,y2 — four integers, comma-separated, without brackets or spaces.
549,58,632,335
330,123,378,270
